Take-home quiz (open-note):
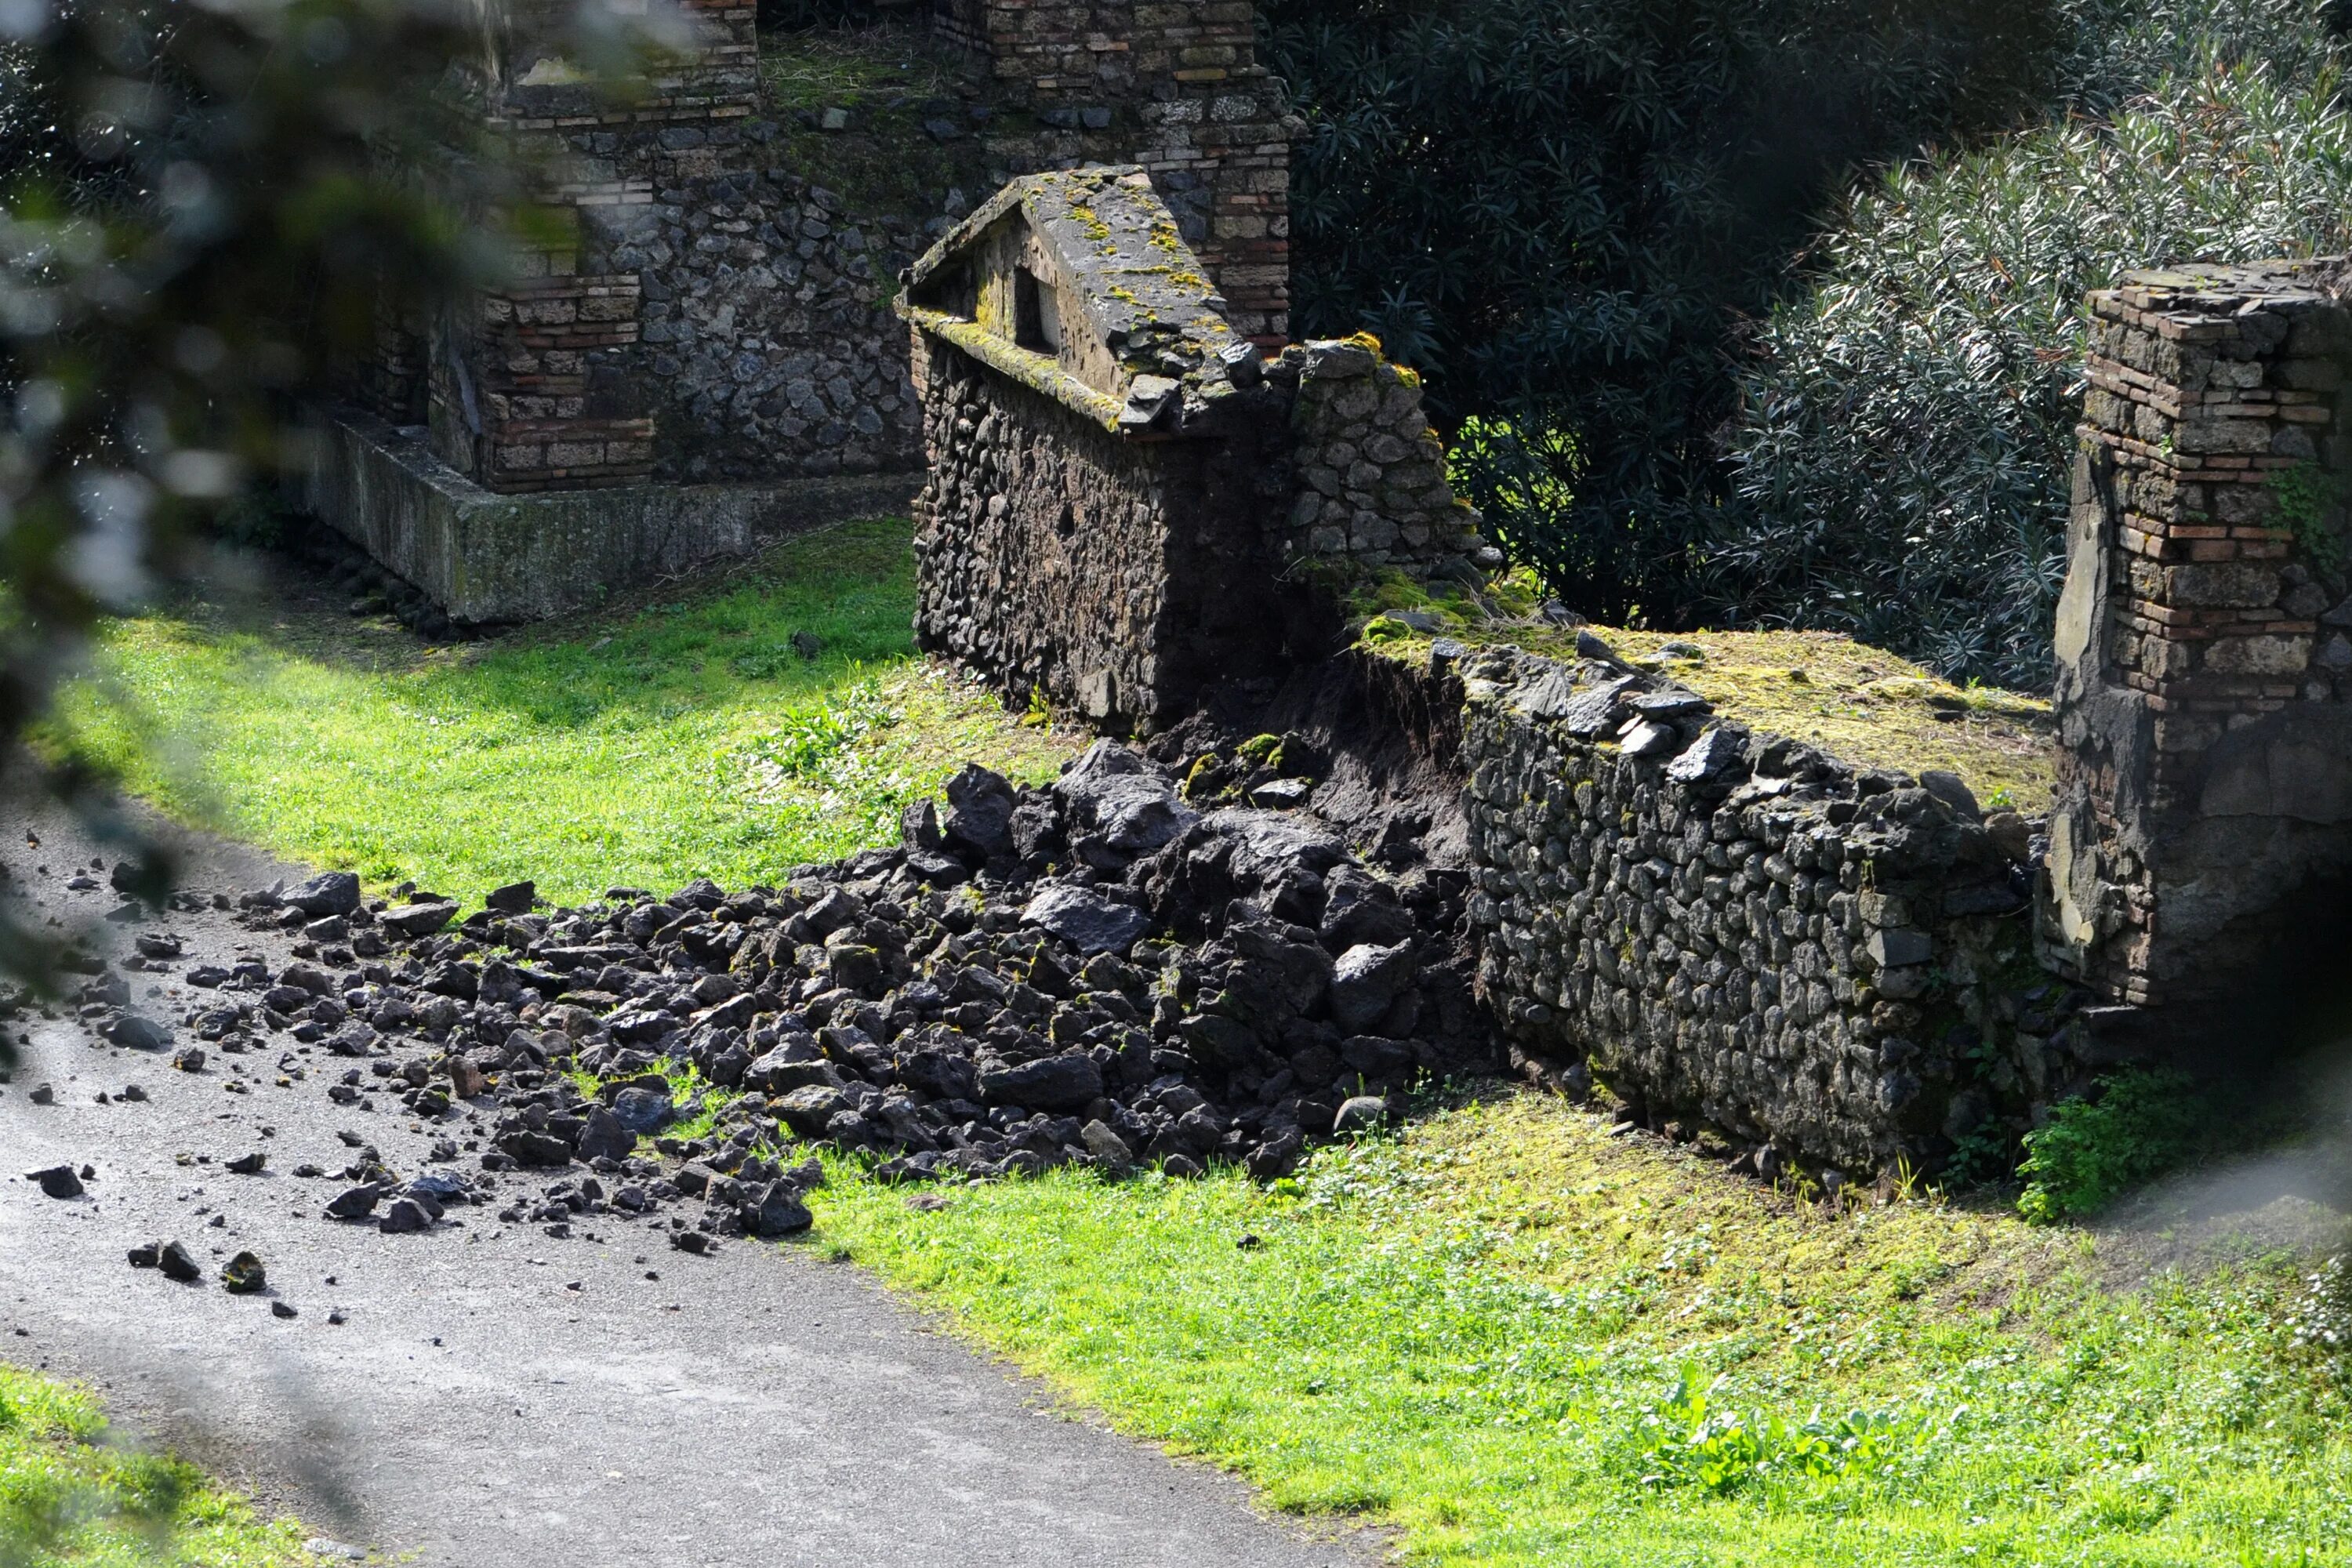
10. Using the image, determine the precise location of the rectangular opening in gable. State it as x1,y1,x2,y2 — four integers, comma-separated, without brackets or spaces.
1014,267,1061,354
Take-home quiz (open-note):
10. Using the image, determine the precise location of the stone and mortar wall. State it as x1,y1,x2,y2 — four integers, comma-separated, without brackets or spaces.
363,0,1290,498
1271,337,1486,579
911,337,1295,727
2050,262,2352,1012
1448,642,2089,1177
586,135,927,481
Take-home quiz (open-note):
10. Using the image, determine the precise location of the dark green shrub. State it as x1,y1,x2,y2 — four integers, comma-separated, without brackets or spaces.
2015,1067,2205,1222
1263,0,2082,627
1270,0,2350,646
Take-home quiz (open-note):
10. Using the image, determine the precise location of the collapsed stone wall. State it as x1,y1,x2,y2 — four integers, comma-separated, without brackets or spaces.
1444,641,2090,1177
911,336,1297,727
2052,262,2352,1018
1272,337,1486,579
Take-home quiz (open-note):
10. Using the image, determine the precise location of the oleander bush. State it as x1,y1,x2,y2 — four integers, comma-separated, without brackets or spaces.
1722,55,2352,686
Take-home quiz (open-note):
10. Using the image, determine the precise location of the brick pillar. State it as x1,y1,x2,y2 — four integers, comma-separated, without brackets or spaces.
2048,262,2352,1010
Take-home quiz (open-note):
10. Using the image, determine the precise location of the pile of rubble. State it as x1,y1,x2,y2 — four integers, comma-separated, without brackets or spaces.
70,740,1494,1247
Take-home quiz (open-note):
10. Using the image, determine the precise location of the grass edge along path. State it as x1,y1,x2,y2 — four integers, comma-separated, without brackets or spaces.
808,1093,2352,1568
0,1363,317,1567
53,517,1076,907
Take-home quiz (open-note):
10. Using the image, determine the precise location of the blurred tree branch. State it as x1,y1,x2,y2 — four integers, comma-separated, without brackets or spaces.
0,0,663,1049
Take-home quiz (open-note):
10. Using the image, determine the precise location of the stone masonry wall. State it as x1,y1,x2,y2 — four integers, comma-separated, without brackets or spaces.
595,140,927,481
2050,262,2352,1012
911,338,1294,727
1452,641,2089,1177
1269,336,1487,579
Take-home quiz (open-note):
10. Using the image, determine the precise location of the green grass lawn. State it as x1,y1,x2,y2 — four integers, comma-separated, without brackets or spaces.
818,1097,2352,1567
50,512,2352,1566
56,517,1074,906
0,1366,313,1566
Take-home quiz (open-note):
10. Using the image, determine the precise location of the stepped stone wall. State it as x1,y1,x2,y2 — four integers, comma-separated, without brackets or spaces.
2050,262,2352,1015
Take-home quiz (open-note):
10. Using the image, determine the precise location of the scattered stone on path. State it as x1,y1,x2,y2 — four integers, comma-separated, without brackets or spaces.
378,1196,432,1234
101,1014,171,1051
27,1083,53,1105
380,898,457,937
225,1151,267,1175
222,1251,267,1293
742,1181,812,1238
272,1301,298,1319
284,872,361,916
68,739,1497,1261
25,1164,82,1199
157,1241,201,1283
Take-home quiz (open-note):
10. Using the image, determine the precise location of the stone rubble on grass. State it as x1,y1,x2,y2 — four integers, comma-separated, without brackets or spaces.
47,739,1497,1254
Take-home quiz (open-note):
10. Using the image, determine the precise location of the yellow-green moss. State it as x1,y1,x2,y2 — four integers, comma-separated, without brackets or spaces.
1352,575,2054,811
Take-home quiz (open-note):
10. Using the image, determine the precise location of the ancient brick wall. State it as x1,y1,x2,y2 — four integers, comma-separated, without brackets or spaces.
943,0,1294,337
1450,642,2085,1178
2049,263,2352,1014
910,337,1294,727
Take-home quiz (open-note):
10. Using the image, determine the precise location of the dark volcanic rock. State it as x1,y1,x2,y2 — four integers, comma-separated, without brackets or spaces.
285,872,362,916
576,1107,637,1161
100,1014,172,1051
378,1197,432,1234
977,1053,1103,1112
221,1250,267,1293
1019,884,1147,954
942,763,1018,860
26,1164,82,1198
743,1180,813,1237
381,899,459,937
609,1087,674,1136
486,880,537,913
157,1240,201,1282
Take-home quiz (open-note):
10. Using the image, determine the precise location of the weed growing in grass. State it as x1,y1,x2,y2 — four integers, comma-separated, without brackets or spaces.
2016,1067,2204,1223
1630,1365,1915,1494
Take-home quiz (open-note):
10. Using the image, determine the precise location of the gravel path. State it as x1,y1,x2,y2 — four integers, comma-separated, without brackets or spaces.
0,790,1373,1568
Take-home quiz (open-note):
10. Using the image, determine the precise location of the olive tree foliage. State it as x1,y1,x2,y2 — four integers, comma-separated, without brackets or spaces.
0,0,659,1006
1723,49,2352,687
1261,0,2079,627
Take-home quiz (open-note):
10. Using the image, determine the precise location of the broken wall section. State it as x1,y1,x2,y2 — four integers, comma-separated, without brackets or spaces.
1448,641,2090,1178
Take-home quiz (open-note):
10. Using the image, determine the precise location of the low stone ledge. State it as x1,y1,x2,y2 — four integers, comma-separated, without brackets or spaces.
298,404,919,624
